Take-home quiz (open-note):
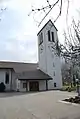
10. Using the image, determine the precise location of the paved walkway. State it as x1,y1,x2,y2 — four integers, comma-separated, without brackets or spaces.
0,91,80,119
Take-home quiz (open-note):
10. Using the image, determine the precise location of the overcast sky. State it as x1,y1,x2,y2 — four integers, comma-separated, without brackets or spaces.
0,0,79,63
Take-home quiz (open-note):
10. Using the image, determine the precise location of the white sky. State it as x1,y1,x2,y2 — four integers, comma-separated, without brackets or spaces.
0,0,79,63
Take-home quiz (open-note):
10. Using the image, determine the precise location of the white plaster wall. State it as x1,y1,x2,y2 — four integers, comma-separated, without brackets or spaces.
48,57,62,89
39,80,46,91
11,71,17,91
16,79,20,91
19,80,26,92
54,57,62,88
38,29,47,74
45,23,62,89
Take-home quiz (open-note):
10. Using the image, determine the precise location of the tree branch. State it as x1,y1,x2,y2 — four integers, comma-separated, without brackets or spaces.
38,0,60,27
66,0,69,23
54,0,62,22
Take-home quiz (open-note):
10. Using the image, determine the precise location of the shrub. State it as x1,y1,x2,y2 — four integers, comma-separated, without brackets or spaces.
60,87,71,91
60,88,66,91
64,96,80,104
60,86,76,92
0,82,5,92
67,87,71,92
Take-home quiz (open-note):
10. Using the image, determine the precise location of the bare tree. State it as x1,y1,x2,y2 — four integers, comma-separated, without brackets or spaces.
28,0,70,27
60,19,80,86
29,0,80,85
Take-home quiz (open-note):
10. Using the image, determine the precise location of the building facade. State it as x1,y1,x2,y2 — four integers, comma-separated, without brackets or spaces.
0,20,62,92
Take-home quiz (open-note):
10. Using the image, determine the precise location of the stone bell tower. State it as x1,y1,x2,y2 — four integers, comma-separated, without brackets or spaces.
37,20,62,89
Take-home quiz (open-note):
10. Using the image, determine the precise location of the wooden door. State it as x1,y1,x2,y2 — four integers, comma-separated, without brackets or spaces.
29,81,39,91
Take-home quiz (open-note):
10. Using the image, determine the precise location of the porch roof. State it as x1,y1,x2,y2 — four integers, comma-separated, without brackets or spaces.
17,69,52,80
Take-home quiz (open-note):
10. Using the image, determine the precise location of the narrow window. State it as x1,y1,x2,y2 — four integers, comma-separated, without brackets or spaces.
5,72,9,84
48,30,51,41
54,71,55,76
23,83,26,88
53,62,55,67
51,32,54,42
54,83,56,87
39,32,43,45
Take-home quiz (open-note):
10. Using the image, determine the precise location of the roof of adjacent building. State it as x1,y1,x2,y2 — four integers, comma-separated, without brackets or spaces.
0,61,38,73
37,19,58,36
17,69,52,80
0,61,52,80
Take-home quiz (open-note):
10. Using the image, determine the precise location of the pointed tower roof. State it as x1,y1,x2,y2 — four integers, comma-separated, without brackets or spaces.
37,19,58,36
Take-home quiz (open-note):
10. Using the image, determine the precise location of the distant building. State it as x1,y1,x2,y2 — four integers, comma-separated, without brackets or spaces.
0,20,62,92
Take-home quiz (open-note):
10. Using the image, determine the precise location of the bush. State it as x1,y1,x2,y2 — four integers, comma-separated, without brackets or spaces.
63,96,80,104
60,86,76,92
67,87,71,92
0,82,5,92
